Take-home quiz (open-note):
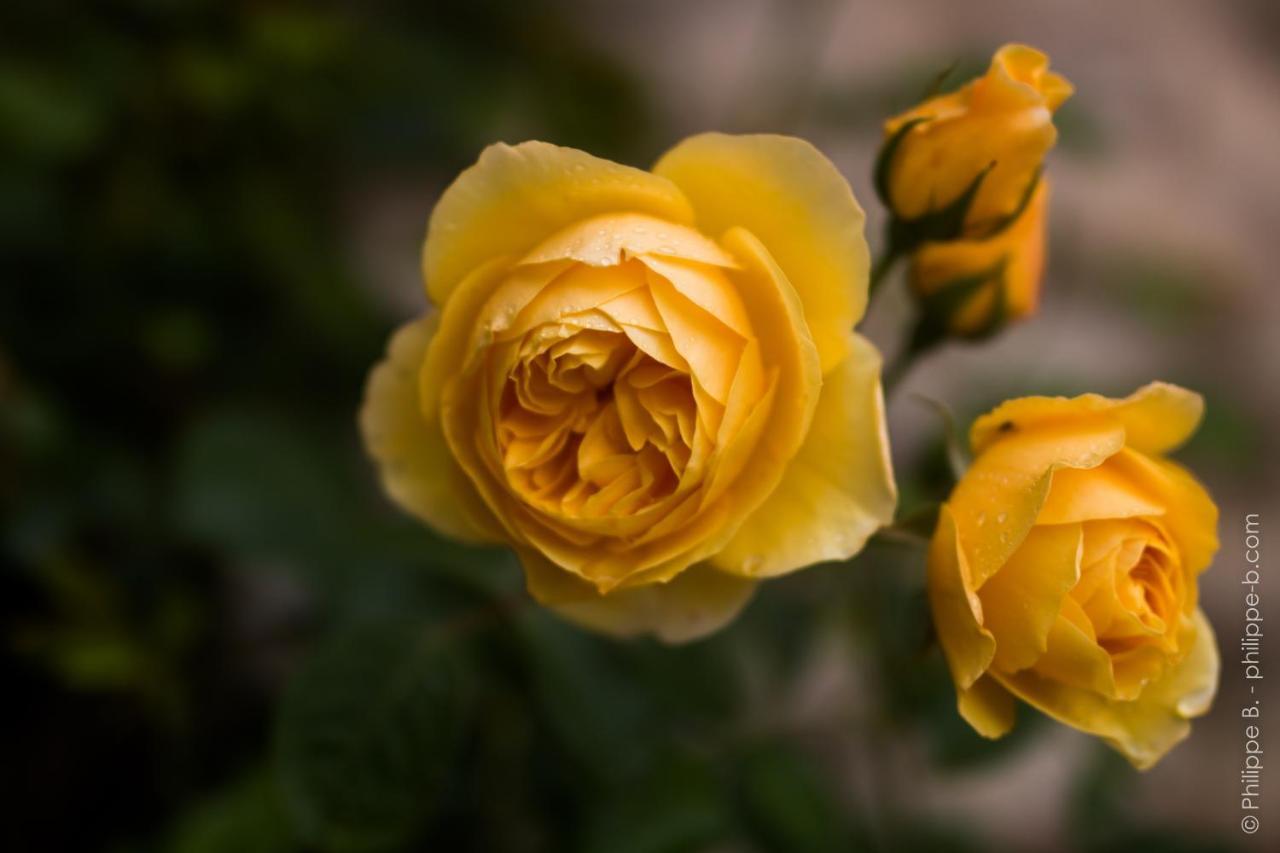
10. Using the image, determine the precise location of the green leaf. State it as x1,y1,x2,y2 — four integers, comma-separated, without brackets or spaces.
734,744,851,853
167,769,296,853
905,259,1009,359
173,412,351,570
582,756,730,853
516,611,652,782
172,409,515,614
275,619,473,851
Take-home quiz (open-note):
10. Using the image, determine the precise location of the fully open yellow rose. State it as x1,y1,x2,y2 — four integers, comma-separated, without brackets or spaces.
361,135,897,642
884,44,1072,235
909,179,1049,336
927,383,1219,768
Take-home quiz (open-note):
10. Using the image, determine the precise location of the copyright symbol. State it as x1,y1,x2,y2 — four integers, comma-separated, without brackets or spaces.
1242,815,1260,834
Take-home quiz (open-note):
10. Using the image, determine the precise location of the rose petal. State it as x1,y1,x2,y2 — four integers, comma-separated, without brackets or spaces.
951,418,1125,590
995,608,1218,769
654,133,869,373
970,382,1204,458
1108,449,1220,578
958,674,1017,739
980,523,1082,672
928,506,997,691
423,142,694,305
360,315,504,544
1037,459,1166,525
543,561,757,644
711,334,896,577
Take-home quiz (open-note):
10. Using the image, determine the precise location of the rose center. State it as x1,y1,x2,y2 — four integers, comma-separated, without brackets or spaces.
495,325,698,519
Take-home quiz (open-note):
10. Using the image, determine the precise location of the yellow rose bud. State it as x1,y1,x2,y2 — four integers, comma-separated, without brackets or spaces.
927,383,1219,768
361,135,897,642
909,179,1049,337
883,44,1072,235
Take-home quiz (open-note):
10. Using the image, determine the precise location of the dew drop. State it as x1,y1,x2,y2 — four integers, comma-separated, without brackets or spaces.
996,512,1007,524
976,512,986,527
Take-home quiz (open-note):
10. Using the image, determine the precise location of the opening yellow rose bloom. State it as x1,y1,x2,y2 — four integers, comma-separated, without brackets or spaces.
361,135,897,642
927,383,1219,768
884,44,1072,234
909,179,1049,336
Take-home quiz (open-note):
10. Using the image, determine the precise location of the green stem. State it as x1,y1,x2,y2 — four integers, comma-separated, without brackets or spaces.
882,330,940,396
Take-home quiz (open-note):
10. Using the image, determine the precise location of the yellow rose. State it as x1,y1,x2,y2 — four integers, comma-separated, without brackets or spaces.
927,383,1219,768
909,179,1049,337
361,135,897,642
883,44,1072,235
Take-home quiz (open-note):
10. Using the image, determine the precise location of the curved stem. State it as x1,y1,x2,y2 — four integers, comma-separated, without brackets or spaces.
882,330,939,397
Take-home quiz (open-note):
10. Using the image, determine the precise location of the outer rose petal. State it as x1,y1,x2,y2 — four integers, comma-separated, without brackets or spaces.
360,315,503,544
424,141,694,305
970,382,1203,458
949,418,1125,589
979,523,1082,671
928,506,996,691
995,609,1219,769
653,133,870,373
958,674,1017,739
711,333,896,577
535,559,758,644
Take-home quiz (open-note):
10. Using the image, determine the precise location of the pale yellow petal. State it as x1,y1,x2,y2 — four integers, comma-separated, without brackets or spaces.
545,563,757,644
711,334,896,577
653,133,869,373
719,227,822,461
500,261,646,343
360,315,504,544
958,674,1017,739
928,506,996,691
420,256,516,417
979,523,1082,672
518,212,737,269
640,254,753,336
995,609,1219,769
970,382,1203,458
1109,383,1204,456
647,271,744,405
424,141,693,305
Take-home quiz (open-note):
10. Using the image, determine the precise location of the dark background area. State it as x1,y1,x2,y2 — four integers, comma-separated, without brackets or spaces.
2,1,1276,851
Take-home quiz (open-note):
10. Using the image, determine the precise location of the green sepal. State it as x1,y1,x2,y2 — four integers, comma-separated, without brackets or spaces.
910,257,1009,350
970,167,1042,240
874,116,929,208
891,160,995,251
921,61,960,101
